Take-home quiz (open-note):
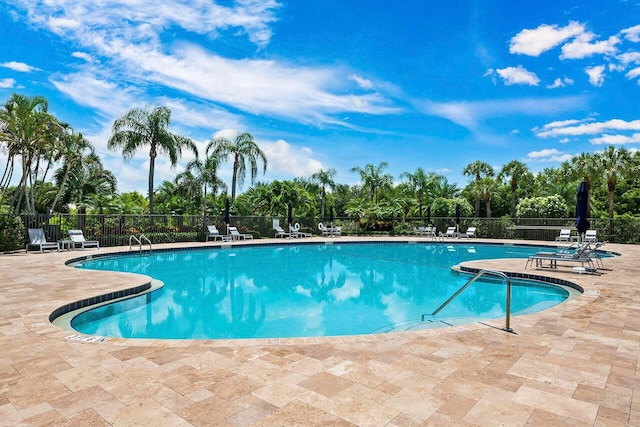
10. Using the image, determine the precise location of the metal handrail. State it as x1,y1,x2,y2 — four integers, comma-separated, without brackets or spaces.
129,234,152,252
427,269,513,333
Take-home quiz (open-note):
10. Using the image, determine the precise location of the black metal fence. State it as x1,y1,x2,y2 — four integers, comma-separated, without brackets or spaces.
6,213,640,247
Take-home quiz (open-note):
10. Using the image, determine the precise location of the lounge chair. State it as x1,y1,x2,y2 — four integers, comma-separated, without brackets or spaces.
526,242,597,270
440,226,457,238
555,229,571,242
228,226,253,240
26,228,60,253
585,230,597,243
68,229,100,250
462,227,476,238
206,225,226,241
274,225,290,238
290,223,311,238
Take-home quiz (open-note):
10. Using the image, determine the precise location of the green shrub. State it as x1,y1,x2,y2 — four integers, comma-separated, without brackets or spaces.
0,216,26,252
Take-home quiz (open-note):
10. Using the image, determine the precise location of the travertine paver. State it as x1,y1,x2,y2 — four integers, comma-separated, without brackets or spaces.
0,237,639,426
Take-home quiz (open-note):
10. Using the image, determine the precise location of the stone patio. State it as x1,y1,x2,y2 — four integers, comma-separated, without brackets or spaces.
0,237,638,426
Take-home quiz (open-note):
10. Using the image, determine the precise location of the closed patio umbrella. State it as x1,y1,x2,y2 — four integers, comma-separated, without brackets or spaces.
455,203,461,233
575,179,590,241
329,205,334,227
288,201,293,227
426,205,431,225
224,198,230,229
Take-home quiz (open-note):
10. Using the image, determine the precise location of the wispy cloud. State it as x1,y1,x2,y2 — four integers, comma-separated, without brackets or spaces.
525,148,572,162
0,78,16,88
585,65,606,86
590,133,640,145
621,24,640,42
536,118,640,146
0,61,39,72
546,77,574,89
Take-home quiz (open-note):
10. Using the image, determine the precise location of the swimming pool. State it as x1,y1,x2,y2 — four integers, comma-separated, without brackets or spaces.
70,242,574,339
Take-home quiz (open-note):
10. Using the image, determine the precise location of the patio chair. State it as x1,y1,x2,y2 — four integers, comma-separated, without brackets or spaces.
462,227,476,238
440,226,457,238
273,224,290,238
555,229,571,242
585,230,597,243
68,229,100,250
526,242,597,271
26,228,60,253
289,223,311,238
206,225,226,241
228,226,253,240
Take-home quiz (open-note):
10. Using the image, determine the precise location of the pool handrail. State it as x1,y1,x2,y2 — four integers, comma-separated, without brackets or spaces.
129,234,152,252
429,269,513,333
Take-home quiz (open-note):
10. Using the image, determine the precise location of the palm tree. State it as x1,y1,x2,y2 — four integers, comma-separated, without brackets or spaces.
107,106,197,213
206,132,267,202
183,157,227,216
430,175,460,199
400,168,436,217
350,162,393,203
472,177,500,218
50,129,95,212
0,93,58,213
463,160,494,217
595,145,633,222
311,168,337,217
498,160,529,217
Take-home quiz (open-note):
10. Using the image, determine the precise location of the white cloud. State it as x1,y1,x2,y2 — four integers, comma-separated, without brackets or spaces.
617,51,640,65
585,65,606,86
626,67,640,80
509,22,584,56
525,148,572,162
542,118,592,130
496,66,540,86
0,78,16,88
590,133,640,145
559,137,570,143
71,52,96,63
349,74,374,90
621,24,640,42
546,77,574,89
560,34,619,59
537,118,640,138
261,139,323,178
0,61,38,72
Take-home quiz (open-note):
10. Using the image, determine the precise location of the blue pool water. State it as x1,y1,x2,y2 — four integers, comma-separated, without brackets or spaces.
71,242,572,339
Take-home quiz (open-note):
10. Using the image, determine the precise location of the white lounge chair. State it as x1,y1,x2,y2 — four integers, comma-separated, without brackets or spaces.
274,225,290,238
228,226,253,240
440,226,457,238
290,223,311,238
555,229,571,242
462,227,476,238
206,225,225,241
585,229,597,243
27,228,60,253
68,229,100,250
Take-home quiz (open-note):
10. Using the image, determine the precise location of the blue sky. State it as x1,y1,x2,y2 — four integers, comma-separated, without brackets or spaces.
1,0,639,195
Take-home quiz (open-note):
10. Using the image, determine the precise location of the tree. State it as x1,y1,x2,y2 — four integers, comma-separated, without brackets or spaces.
595,145,633,221
183,157,227,216
51,129,95,212
463,160,494,217
400,168,436,217
0,93,60,213
498,160,529,217
470,177,500,218
206,132,267,202
311,168,336,217
350,162,393,203
108,106,197,213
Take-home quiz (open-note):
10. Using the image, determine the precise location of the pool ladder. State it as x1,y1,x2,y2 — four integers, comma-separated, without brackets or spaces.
423,269,513,333
129,234,152,252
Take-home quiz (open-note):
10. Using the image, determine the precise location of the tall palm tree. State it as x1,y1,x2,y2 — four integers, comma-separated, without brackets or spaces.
0,93,58,213
183,157,227,216
595,145,632,221
498,160,529,217
350,162,393,203
463,160,494,217
50,129,95,212
107,106,197,213
206,132,267,202
400,168,437,217
311,168,337,217
471,177,499,218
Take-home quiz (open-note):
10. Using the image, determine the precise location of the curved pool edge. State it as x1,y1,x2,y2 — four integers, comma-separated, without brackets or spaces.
49,238,609,342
